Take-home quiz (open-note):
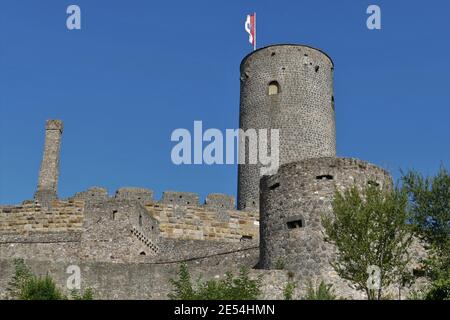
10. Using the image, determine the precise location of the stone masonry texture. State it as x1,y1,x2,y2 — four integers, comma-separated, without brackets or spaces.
34,120,63,206
238,45,336,211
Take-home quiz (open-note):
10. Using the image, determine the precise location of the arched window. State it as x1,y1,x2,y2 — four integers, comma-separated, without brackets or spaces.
138,214,142,227
268,81,280,96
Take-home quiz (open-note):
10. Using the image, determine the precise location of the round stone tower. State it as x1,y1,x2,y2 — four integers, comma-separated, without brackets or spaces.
259,157,392,277
237,44,336,211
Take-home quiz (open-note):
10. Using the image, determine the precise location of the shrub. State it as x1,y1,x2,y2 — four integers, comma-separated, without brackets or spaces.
7,258,93,300
303,281,337,300
283,281,296,300
168,263,262,300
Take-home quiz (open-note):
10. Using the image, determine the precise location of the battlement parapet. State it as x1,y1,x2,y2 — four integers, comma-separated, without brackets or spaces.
115,188,154,203
204,193,235,210
161,191,199,206
70,187,109,202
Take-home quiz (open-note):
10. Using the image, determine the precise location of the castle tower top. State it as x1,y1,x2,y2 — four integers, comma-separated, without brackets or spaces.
34,119,64,206
239,44,334,72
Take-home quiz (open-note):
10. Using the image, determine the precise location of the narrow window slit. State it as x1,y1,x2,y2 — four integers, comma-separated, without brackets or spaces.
269,182,280,190
316,174,333,180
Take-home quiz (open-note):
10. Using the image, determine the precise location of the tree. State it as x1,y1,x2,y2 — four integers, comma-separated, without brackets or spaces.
401,166,450,299
401,166,449,251
322,185,413,300
168,263,262,300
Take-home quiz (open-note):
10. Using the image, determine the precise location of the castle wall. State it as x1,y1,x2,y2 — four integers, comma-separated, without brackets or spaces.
0,258,292,300
145,201,259,242
115,187,154,203
0,200,84,234
161,191,199,206
204,193,235,210
0,191,260,264
238,45,336,211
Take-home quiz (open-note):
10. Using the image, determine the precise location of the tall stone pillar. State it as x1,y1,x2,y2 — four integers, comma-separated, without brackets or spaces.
34,120,63,206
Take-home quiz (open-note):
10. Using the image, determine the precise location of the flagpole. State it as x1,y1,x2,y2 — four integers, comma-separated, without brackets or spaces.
254,12,257,51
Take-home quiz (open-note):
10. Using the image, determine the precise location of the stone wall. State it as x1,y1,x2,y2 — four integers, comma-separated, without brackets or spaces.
145,202,259,242
0,191,259,264
0,200,84,234
0,258,289,300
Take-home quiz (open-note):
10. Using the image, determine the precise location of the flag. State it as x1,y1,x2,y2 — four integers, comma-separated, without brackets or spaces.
245,13,256,50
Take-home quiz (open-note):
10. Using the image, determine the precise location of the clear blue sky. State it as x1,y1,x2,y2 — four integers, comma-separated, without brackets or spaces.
1,0,449,204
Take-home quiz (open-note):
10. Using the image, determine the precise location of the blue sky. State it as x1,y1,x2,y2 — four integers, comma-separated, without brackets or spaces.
0,0,449,204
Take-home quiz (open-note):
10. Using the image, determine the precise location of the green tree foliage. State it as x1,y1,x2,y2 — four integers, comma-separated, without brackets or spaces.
401,166,450,299
401,167,449,250
302,281,336,300
7,258,93,300
168,263,262,300
322,185,413,300
7,258,34,298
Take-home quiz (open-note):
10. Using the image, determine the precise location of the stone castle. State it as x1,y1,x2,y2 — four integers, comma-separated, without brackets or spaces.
0,44,425,299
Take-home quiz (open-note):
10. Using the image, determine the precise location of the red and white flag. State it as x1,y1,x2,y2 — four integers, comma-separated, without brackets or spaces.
245,13,256,50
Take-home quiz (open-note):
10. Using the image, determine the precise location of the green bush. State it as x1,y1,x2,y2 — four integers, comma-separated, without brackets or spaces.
168,263,262,300
19,275,66,300
303,281,337,300
7,258,93,300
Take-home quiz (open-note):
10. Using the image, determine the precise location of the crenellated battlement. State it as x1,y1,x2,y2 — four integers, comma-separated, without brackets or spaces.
69,186,240,210
0,188,258,246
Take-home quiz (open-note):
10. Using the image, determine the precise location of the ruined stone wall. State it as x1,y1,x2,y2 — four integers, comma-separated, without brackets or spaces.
238,44,336,211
